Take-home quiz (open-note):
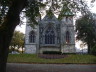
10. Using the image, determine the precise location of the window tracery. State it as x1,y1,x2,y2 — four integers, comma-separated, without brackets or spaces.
29,31,35,43
66,31,71,43
45,26,55,44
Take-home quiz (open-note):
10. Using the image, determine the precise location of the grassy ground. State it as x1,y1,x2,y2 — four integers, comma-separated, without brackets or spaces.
7,54,96,64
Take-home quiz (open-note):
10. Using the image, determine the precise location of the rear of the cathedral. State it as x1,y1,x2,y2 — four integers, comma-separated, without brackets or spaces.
25,9,76,54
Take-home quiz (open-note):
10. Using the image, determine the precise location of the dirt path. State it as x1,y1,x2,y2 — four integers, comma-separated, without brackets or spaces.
7,63,96,72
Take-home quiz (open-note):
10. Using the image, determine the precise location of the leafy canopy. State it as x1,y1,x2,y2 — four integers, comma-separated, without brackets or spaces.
76,13,96,47
10,31,24,48
0,0,95,27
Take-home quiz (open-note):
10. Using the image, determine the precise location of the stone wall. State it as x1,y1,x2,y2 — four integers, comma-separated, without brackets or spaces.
25,23,38,54
25,44,36,54
61,44,76,53
39,47,60,53
25,14,76,54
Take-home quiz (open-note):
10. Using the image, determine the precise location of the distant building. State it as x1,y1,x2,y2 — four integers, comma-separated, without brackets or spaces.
25,9,76,54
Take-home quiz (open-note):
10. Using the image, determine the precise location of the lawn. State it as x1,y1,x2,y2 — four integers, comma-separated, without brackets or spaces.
7,54,96,64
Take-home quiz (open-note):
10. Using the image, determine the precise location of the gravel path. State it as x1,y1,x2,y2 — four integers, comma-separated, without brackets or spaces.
7,63,96,72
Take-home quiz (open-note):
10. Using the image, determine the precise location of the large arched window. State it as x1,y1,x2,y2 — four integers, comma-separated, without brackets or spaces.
66,31,70,43
29,31,35,43
45,26,55,44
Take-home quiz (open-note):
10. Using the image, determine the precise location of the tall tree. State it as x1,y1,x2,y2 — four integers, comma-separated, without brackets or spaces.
0,0,44,72
0,0,95,72
76,13,96,54
0,0,27,72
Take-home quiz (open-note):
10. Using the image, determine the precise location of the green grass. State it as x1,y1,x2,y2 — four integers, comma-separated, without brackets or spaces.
7,54,96,64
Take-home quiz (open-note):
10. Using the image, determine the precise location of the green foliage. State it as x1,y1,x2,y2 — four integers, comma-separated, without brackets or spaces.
46,8,54,18
76,14,95,41
0,0,95,27
7,54,96,64
76,13,96,53
15,0,92,28
58,0,88,20
25,0,45,28
62,53,76,55
43,51,62,54
1,1,95,72
0,0,13,24
10,31,24,49
91,45,96,55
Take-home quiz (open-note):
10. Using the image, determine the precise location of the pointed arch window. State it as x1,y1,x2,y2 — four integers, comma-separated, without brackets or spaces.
66,31,70,43
45,26,55,44
29,31,35,43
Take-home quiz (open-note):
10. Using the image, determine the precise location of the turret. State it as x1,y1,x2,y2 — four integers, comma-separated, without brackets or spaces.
58,6,74,25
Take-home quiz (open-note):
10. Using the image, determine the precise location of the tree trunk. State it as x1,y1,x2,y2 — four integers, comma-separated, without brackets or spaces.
0,0,27,72
88,43,91,54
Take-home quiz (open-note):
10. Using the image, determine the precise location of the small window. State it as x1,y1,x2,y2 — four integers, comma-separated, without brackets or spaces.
29,31,35,43
66,31,70,43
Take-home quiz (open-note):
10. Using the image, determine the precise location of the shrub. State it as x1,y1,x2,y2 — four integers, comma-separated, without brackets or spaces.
62,53,76,55
43,51,62,54
91,45,96,55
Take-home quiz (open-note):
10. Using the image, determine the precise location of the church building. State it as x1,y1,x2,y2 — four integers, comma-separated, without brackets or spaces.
25,9,76,54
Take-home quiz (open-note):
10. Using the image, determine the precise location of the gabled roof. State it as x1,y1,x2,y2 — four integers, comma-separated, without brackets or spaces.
41,8,58,22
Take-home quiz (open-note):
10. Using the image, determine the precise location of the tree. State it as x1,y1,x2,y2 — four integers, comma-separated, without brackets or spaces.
76,13,96,54
10,31,24,53
0,0,95,72
91,44,96,55
0,0,27,72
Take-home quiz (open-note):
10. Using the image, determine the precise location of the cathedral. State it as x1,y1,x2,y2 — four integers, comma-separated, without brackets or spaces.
25,9,76,54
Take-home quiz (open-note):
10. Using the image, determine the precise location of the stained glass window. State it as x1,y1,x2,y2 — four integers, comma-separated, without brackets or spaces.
45,26,55,44
66,31,70,43
29,31,35,43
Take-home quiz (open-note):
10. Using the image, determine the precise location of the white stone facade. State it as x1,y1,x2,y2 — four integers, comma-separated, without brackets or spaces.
25,12,76,54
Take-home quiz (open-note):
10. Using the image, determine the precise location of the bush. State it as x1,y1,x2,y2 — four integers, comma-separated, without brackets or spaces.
43,51,62,54
91,45,96,55
62,53,76,55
